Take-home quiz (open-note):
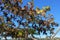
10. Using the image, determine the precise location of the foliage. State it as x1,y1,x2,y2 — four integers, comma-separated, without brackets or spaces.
0,0,58,38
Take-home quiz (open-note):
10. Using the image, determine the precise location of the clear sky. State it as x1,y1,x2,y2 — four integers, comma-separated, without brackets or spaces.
22,0,60,38
22,0,60,25
0,0,60,38
11,0,60,38
34,0,60,38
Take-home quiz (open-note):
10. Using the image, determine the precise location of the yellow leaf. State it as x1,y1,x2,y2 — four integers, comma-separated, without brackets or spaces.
36,8,41,14
18,31,22,36
40,10,44,13
40,9,46,16
46,6,50,10
43,6,50,11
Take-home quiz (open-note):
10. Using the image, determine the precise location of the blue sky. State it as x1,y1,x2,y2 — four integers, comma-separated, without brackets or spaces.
25,0,60,38
22,0,60,24
15,0,60,38
34,0,60,38
0,0,60,38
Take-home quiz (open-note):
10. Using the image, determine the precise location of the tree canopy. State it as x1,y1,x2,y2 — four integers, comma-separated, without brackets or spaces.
0,0,58,39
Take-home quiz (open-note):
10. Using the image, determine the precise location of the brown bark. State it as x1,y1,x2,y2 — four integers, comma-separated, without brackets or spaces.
25,28,28,40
